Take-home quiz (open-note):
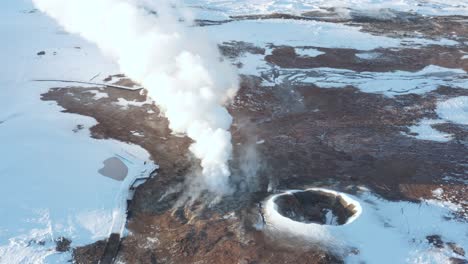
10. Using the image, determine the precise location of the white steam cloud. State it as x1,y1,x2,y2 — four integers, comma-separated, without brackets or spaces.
33,0,239,194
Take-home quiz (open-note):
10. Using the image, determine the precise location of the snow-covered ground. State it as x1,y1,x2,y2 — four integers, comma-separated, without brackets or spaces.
194,19,465,96
279,66,467,95
406,118,453,142
436,96,468,126
230,50,467,96
199,19,458,50
0,1,156,263
406,96,468,142
183,0,468,17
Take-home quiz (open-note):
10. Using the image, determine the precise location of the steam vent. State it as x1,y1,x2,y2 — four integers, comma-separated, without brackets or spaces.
273,189,359,225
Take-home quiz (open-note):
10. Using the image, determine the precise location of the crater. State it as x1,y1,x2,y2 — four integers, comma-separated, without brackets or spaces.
273,189,360,225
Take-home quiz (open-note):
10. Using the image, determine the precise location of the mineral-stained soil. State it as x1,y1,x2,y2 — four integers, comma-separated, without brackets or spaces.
40,11,468,264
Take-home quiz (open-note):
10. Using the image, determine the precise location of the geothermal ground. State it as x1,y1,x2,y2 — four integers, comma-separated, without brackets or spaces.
1,1,468,264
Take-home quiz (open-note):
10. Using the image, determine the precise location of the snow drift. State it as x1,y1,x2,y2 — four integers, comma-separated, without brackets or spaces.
32,0,239,194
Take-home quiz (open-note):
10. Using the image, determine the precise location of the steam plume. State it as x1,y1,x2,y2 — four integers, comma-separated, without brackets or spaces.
33,0,239,194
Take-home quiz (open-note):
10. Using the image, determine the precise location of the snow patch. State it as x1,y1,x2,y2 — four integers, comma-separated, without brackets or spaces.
295,48,325,57
297,65,467,96
115,98,152,109
436,96,468,125
406,118,453,142
83,89,109,100
405,96,468,142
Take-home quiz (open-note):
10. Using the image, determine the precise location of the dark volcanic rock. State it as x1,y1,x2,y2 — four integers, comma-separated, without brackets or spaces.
73,239,106,264
450,257,468,264
426,235,444,248
55,237,71,252
448,242,466,257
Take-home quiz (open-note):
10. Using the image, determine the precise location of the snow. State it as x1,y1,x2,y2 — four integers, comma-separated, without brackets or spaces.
250,64,467,96
405,96,468,142
300,65,468,95
201,19,457,51
115,97,153,109
0,1,156,262
184,0,468,17
264,188,468,264
2,0,467,263
406,118,453,142
131,131,144,137
436,96,468,125
295,48,325,57
324,209,339,225
432,188,444,198
236,52,271,76
83,89,109,100
355,51,382,60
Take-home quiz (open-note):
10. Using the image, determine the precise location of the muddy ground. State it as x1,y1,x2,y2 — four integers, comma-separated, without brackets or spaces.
41,11,467,264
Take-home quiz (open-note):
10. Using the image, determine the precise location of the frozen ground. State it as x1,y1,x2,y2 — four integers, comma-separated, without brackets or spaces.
2,0,467,263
